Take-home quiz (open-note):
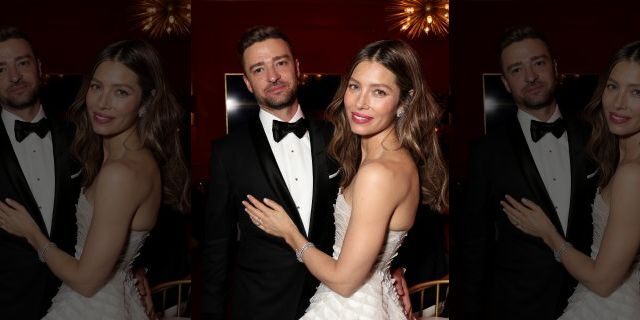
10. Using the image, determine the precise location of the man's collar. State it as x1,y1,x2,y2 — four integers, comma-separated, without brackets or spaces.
1,104,46,123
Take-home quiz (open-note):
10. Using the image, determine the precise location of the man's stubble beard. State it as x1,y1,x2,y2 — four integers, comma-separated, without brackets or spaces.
0,82,40,111
519,81,557,110
261,83,298,110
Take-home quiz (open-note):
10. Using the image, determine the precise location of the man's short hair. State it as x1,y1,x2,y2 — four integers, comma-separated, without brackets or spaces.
0,26,33,46
498,26,553,65
237,25,294,66
0,26,37,58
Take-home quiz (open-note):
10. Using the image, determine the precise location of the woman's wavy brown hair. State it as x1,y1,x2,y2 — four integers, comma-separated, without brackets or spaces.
584,40,640,188
68,40,190,213
327,39,448,212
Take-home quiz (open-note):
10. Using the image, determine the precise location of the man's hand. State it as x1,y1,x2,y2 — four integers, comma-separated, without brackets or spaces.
391,267,413,317
134,267,156,319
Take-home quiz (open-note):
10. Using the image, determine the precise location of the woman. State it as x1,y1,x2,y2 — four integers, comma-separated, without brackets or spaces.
0,40,189,319
502,41,640,319
243,39,447,319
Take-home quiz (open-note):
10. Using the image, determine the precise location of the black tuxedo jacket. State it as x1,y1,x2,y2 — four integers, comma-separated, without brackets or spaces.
457,115,597,320
201,117,339,320
0,112,80,319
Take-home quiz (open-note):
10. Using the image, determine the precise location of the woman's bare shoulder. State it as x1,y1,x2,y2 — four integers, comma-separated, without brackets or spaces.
609,161,640,215
96,152,158,194
356,157,413,196
613,161,640,189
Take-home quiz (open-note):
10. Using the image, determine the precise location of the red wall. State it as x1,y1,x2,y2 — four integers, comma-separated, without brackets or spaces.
191,0,450,181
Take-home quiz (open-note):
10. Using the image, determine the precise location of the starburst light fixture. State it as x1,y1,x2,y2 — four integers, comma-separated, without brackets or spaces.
388,0,449,39
133,0,191,39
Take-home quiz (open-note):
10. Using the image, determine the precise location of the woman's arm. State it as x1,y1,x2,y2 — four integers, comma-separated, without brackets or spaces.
503,163,640,297
1,162,150,297
552,164,640,296
246,162,410,297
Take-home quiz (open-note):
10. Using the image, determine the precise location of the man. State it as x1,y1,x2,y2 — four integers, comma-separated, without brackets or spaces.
457,26,597,319
0,26,80,319
201,25,339,319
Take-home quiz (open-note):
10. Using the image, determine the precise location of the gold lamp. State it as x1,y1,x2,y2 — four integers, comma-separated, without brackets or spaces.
388,0,449,39
133,0,191,39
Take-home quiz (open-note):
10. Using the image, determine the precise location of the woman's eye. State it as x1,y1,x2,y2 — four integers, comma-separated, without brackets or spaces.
115,89,130,97
373,89,387,97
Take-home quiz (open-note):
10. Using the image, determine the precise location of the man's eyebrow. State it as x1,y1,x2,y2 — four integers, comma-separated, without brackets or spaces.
248,54,292,71
530,54,550,61
0,54,35,64
272,54,292,61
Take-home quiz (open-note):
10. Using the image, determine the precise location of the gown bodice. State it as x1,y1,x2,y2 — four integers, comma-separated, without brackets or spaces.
559,192,640,320
301,192,408,320
43,193,149,320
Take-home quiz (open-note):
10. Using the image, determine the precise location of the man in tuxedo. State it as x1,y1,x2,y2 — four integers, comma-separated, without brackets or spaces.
456,26,597,319
0,26,81,319
201,25,340,320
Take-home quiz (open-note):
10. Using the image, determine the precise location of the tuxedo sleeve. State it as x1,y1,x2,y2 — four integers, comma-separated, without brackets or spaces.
201,142,237,319
456,140,494,319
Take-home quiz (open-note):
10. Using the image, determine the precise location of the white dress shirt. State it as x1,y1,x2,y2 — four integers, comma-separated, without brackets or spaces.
2,106,56,234
517,106,571,234
259,105,314,235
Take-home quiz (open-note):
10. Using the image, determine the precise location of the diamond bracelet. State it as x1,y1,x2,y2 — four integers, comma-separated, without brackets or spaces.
295,242,315,263
554,241,572,263
38,242,57,263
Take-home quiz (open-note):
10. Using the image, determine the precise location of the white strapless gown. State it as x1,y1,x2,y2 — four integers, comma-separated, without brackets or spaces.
559,192,640,320
43,193,149,319
301,192,408,320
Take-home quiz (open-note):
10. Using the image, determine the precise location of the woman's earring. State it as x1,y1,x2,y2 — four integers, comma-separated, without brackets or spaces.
396,107,405,118
138,107,147,118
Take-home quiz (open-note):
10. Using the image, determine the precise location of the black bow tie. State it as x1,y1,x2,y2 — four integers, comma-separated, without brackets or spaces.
272,118,308,142
530,118,566,142
14,118,51,142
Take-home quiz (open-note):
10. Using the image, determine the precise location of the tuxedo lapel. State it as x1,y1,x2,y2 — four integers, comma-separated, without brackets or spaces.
508,121,565,234
307,119,329,239
0,116,49,234
565,120,587,238
49,120,73,237
248,119,307,234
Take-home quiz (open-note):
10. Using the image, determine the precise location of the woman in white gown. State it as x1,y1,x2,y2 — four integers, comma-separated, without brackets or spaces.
0,40,189,319
243,39,448,319
501,40,640,319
